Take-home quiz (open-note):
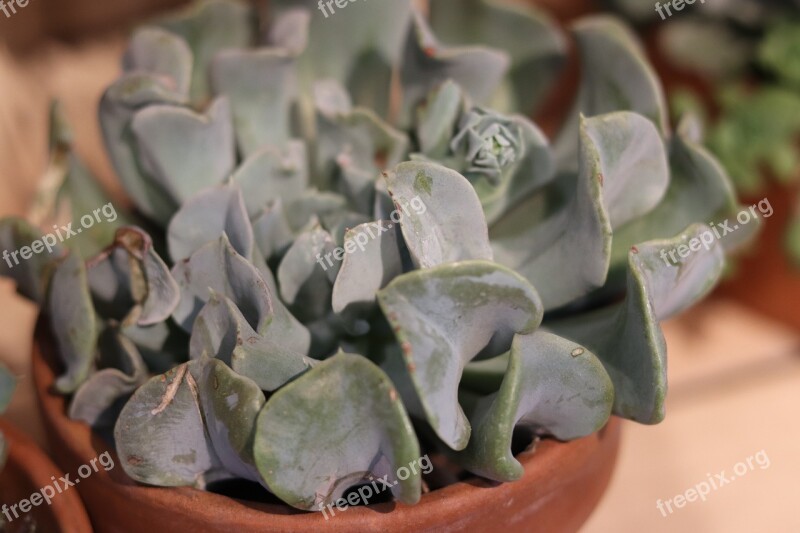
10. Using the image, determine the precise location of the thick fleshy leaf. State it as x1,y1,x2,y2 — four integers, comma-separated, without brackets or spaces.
384,161,492,268
316,96,410,202
555,16,668,172
400,10,510,122
69,328,148,428
0,218,62,303
190,293,314,391
99,72,186,225
377,261,543,450
490,116,612,310
210,49,297,156
253,353,421,511
156,0,256,103
115,358,265,487
277,226,337,322
0,362,15,414
429,0,567,113
131,97,236,206
252,201,294,261
167,183,253,262
232,141,309,217
331,221,404,320
171,235,272,333
550,224,726,423
87,227,179,327
49,253,99,394
582,111,669,228
274,0,411,115
455,331,613,481
123,27,193,97
609,127,751,278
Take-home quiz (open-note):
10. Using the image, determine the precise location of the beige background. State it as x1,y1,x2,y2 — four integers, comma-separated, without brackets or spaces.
0,17,799,533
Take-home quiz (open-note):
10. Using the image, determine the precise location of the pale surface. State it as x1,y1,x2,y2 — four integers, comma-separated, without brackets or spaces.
1,39,799,533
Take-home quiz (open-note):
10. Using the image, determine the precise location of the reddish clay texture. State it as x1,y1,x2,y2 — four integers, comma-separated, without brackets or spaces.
0,419,92,533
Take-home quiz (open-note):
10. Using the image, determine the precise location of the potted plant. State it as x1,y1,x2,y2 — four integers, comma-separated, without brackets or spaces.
606,0,800,329
0,363,92,533
1,0,753,531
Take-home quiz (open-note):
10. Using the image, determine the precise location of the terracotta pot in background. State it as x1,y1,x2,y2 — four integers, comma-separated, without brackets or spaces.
717,183,800,330
33,325,621,533
0,0,188,52
0,419,93,533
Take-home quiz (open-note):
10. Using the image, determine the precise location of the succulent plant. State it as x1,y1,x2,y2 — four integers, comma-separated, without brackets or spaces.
0,0,751,512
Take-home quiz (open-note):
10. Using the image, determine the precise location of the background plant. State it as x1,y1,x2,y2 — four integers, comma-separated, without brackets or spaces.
0,0,753,512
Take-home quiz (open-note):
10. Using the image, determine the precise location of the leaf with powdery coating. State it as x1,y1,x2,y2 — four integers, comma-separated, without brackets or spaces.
455,331,613,481
167,183,253,263
132,97,236,206
123,27,193,97
550,223,726,424
115,358,265,487
253,353,421,511
377,261,543,450
384,161,493,269
171,235,272,333
49,252,98,394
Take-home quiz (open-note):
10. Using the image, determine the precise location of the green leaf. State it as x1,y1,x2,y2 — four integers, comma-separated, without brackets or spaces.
253,352,421,511
274,0,411,115
190,292,314,391
69,327,148,428
400,10,510,123
0,218,61,303
331,221,404,322
429,0,566,113
156,0,256,104
377,261,543,450
115,358,266,487
131,97,236,206
555,16,667,172
87,227,179,327
550,223,726,423
210,49,297,156
490,116,612,310
167,183,253,263
171,235,272,333
232,141,309,218
123,27,193,98
49,252,99,394
99,72,186,225
384,161,493,268
454,331,613,481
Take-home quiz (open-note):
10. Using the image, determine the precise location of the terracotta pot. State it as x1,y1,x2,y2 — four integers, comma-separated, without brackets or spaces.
32,324,621,533
716,182,800,330
0,419,93,533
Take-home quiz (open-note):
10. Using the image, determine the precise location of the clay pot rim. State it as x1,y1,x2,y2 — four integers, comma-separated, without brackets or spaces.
32,325,621,529
0,418,93,533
